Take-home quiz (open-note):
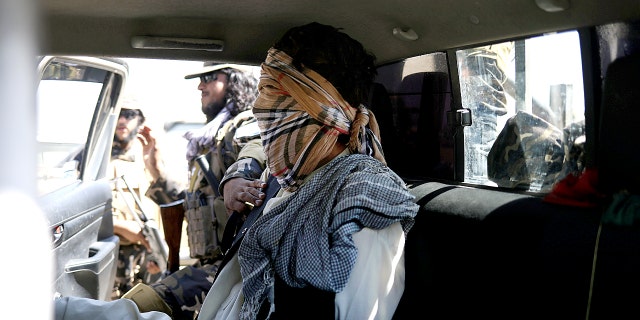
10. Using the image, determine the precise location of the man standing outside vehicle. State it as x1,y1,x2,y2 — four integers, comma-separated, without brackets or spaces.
124,63,267,320
107,101,166,299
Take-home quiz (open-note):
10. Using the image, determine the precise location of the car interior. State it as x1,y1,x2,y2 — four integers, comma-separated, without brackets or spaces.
2,0,640,318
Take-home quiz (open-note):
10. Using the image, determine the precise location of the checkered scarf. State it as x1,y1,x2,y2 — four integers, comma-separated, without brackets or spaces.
183,105,232,161
253,48,385,192
238,153,419,320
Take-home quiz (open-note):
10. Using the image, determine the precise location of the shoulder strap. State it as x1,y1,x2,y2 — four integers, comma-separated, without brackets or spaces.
194,151,222,197
215,175,280,278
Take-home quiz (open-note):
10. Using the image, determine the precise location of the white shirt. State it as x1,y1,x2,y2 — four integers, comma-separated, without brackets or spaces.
199,153,406,320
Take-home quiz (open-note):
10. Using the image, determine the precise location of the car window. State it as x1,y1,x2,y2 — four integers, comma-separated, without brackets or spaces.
36,57,126,195
376,52,454,181
375,30,585,193
457,31,585,192
37,80,100,183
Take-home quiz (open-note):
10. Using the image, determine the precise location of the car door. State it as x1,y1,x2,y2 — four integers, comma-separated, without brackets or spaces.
36,56,127,301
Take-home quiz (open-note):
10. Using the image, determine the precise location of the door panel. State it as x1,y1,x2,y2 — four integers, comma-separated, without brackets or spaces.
42,180,115,299
36,56,128,301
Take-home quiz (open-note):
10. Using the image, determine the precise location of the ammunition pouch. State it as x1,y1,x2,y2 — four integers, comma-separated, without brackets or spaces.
184,190,227,260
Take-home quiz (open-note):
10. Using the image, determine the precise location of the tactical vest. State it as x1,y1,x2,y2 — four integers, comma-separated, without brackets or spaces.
183,110,260,260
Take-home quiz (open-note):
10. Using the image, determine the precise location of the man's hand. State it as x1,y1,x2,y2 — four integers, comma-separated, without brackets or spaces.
223,177,267,216
113,220,152,252
146,260,162,275
138,125,164,181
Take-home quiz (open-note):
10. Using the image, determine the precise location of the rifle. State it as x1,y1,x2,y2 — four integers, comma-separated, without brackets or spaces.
112,175,169,273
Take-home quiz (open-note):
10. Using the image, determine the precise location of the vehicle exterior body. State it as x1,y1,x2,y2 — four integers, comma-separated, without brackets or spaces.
2,0,640,318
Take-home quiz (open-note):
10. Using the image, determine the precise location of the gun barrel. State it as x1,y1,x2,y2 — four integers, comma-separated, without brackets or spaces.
114,175,169,272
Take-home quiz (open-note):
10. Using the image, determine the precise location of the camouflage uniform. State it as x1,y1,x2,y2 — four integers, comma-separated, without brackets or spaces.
560,119,586,178
143,109,266,320
109,141,164,299
487,110,565,192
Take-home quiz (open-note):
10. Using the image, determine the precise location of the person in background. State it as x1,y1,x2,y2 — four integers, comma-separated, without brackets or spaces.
107,101,166,299
55,141,267,320
123,63,267,320
198,22,419,320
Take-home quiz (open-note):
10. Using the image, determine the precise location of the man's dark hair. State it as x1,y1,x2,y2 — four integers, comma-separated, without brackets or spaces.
219,68,259,116
273,22,377,107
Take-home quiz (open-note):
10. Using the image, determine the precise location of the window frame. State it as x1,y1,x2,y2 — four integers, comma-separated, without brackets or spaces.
444,27,597,194
374,26,599,195
36,56,128,195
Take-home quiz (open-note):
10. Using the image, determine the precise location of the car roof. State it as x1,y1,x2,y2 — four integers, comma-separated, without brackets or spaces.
41,0,640,65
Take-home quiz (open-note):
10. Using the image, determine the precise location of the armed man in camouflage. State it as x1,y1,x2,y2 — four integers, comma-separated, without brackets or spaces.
107,101,166,299
123,63,267,320
487,110,587,193
487,110,565,192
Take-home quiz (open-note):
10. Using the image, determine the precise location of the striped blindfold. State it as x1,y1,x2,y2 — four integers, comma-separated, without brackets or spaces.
253,48,385,192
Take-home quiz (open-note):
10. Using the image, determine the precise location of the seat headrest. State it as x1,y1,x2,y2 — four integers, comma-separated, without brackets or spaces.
598,54,640,194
